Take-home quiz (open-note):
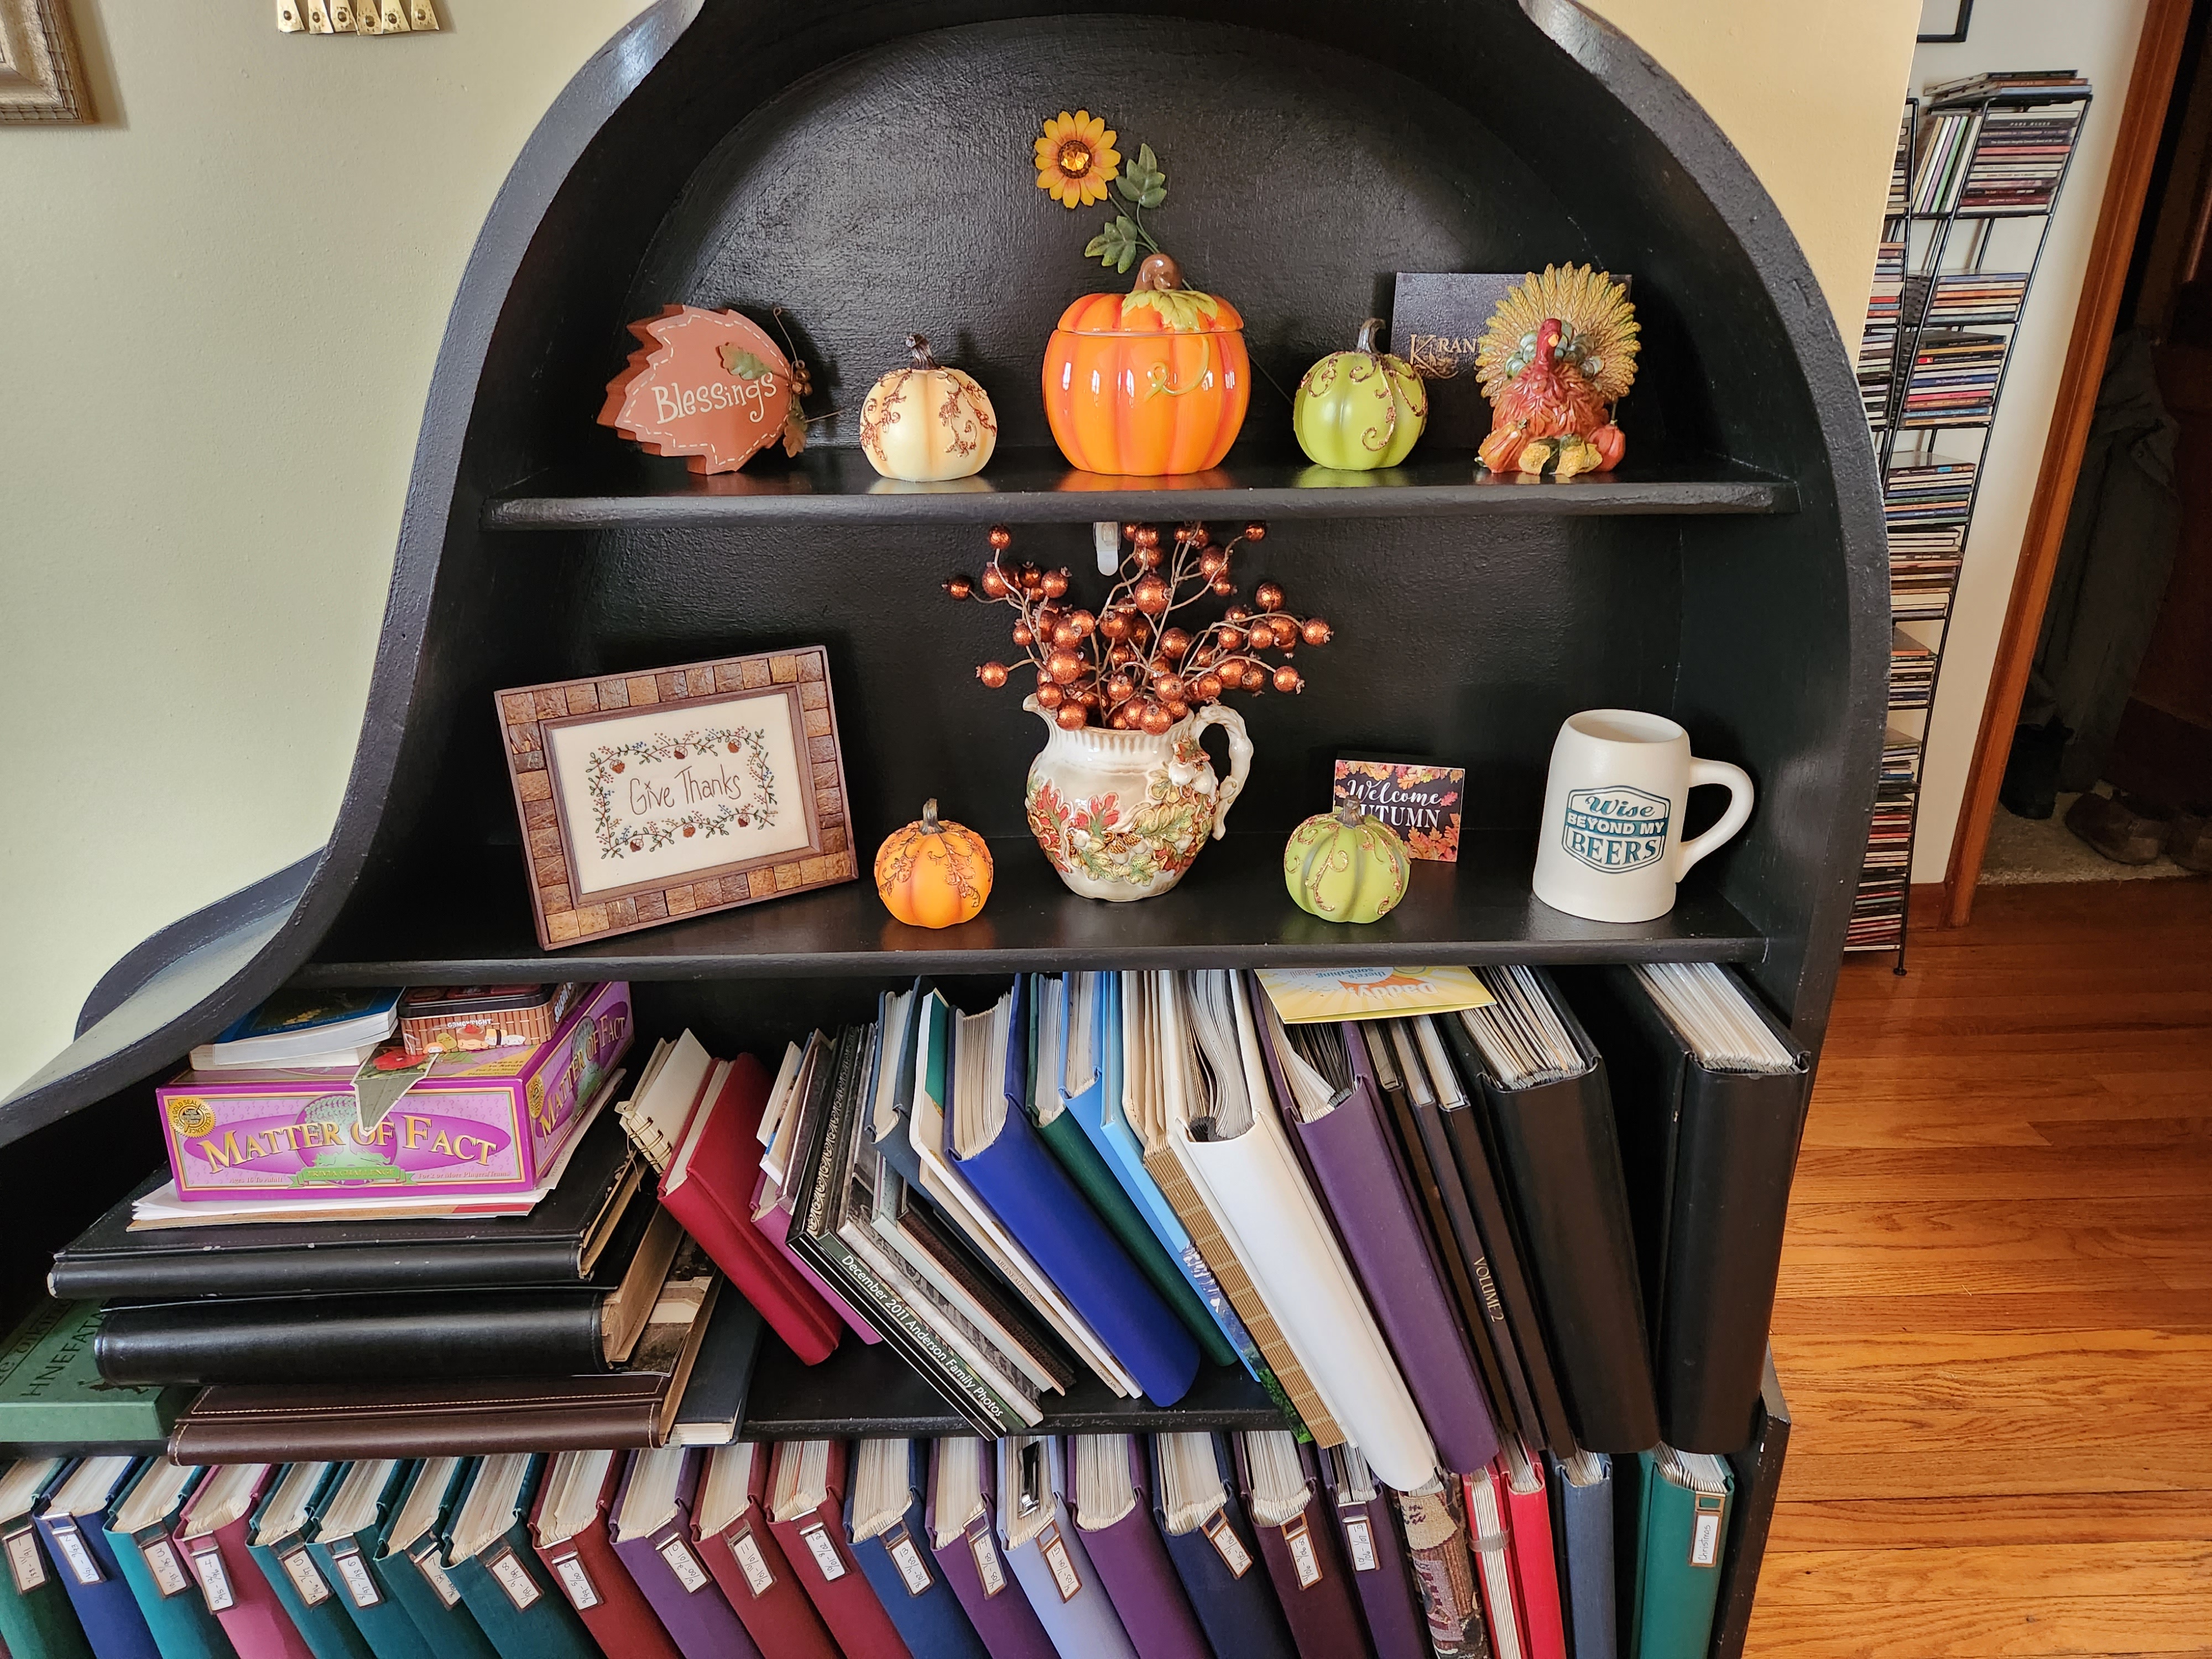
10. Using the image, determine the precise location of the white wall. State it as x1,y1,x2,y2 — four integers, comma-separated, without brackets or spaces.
1905,0,2154,880
1585,0,1923,347
0,1,1922,1100
0,2,654,1098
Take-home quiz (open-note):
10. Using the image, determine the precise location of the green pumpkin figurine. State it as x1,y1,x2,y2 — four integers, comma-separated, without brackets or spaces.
1284,804,1411,924
1292,318,1428,470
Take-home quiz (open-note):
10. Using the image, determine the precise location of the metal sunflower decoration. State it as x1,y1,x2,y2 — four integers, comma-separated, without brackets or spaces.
1032,107,1173,275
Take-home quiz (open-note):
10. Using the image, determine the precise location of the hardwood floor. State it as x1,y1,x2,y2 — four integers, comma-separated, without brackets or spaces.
1747,878,2212,1659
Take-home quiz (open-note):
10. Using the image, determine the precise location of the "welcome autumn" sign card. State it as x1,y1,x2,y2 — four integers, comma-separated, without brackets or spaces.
1333,755,1465,862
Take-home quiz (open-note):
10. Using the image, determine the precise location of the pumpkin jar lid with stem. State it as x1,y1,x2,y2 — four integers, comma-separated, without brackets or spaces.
1055,253,1245,337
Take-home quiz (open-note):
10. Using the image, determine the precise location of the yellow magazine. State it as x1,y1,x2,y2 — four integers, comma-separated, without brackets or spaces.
1254,966,1494,1024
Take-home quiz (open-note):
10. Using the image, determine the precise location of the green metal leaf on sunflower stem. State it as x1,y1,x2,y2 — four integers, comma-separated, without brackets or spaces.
1138,187,1165,209
1138,142,1159,175
1101,215,1142,265
1115,174,1142,202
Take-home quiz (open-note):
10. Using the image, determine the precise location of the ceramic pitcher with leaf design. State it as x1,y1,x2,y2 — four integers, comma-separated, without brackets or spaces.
1021,696,1253,900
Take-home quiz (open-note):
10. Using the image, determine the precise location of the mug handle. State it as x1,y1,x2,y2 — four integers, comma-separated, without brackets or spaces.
1676,758,1755,876
1192,705,1253,839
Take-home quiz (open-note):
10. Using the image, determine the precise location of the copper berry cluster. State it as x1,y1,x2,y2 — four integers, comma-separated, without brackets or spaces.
945,521,1331,732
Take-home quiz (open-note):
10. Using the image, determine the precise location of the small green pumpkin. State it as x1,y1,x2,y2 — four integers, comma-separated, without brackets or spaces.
1284,804,1411,923
1292,318,1428,471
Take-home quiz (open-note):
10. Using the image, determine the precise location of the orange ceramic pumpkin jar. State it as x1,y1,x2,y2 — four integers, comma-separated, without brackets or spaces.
1042,253,1249,476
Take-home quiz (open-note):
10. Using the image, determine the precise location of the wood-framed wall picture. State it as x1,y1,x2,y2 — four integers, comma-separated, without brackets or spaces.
497,646,856,949
0,0,89,123
1917,0,1974,44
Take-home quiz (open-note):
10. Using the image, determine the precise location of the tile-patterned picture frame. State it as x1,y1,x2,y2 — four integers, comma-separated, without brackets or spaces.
497,646,855,950
1,0,90,123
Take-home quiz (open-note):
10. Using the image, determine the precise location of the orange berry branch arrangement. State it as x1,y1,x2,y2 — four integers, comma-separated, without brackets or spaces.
944,521,1333,733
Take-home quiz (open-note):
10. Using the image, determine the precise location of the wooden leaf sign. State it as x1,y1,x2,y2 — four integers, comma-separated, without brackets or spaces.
598,305,797,474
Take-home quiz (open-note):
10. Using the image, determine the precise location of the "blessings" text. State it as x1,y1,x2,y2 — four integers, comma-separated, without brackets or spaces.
651,374,776,425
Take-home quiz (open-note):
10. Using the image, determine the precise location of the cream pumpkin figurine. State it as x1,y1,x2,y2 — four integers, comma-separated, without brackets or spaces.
859,334,998,481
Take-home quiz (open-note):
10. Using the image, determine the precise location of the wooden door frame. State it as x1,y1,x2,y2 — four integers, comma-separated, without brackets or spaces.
1943,0,2197,926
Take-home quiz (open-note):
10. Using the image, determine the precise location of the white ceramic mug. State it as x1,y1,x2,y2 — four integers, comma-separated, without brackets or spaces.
1531,709,1755,923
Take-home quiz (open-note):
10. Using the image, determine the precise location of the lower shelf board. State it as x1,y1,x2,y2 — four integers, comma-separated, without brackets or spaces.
737,1334,1287,1439
299,832,1766,983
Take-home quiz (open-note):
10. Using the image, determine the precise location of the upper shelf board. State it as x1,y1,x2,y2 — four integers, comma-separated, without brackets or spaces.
483,447,1798,530
298,833,1765,985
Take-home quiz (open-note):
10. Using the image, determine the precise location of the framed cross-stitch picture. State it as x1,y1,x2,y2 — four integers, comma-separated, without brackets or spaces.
496,646,855,948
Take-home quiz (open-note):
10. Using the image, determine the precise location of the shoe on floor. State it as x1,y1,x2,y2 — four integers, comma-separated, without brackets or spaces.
2064,791,2172,865
2171,810,2212,874
2000,717,2070,820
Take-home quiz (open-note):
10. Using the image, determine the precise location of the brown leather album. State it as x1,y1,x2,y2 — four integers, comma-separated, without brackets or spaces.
168,1225,725,1463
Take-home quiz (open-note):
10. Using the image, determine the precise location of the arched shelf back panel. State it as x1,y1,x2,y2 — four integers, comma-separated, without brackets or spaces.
0,0,1884,1186
625,18,1657,456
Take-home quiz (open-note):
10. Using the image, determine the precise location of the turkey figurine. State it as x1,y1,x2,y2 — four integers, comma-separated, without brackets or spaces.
1474,264,1639,478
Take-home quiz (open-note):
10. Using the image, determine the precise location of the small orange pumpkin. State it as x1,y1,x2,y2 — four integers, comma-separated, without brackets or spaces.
1042,252,1249,476
875,800,994,928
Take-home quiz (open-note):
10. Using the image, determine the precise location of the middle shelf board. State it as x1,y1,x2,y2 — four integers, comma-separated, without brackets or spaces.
482,447,1798,530
298,832,1766,985
739,1337,1286,1439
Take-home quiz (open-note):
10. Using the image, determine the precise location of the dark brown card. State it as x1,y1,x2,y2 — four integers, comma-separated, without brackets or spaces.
1390,273,1633,449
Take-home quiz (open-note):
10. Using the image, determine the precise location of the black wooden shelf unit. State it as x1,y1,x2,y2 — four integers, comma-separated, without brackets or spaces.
0,4,1884,1650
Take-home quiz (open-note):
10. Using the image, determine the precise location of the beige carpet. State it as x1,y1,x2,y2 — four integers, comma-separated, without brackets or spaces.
1980,791,2199,886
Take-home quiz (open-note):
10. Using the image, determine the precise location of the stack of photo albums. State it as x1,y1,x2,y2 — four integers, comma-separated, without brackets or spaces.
3,962,1806,1659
